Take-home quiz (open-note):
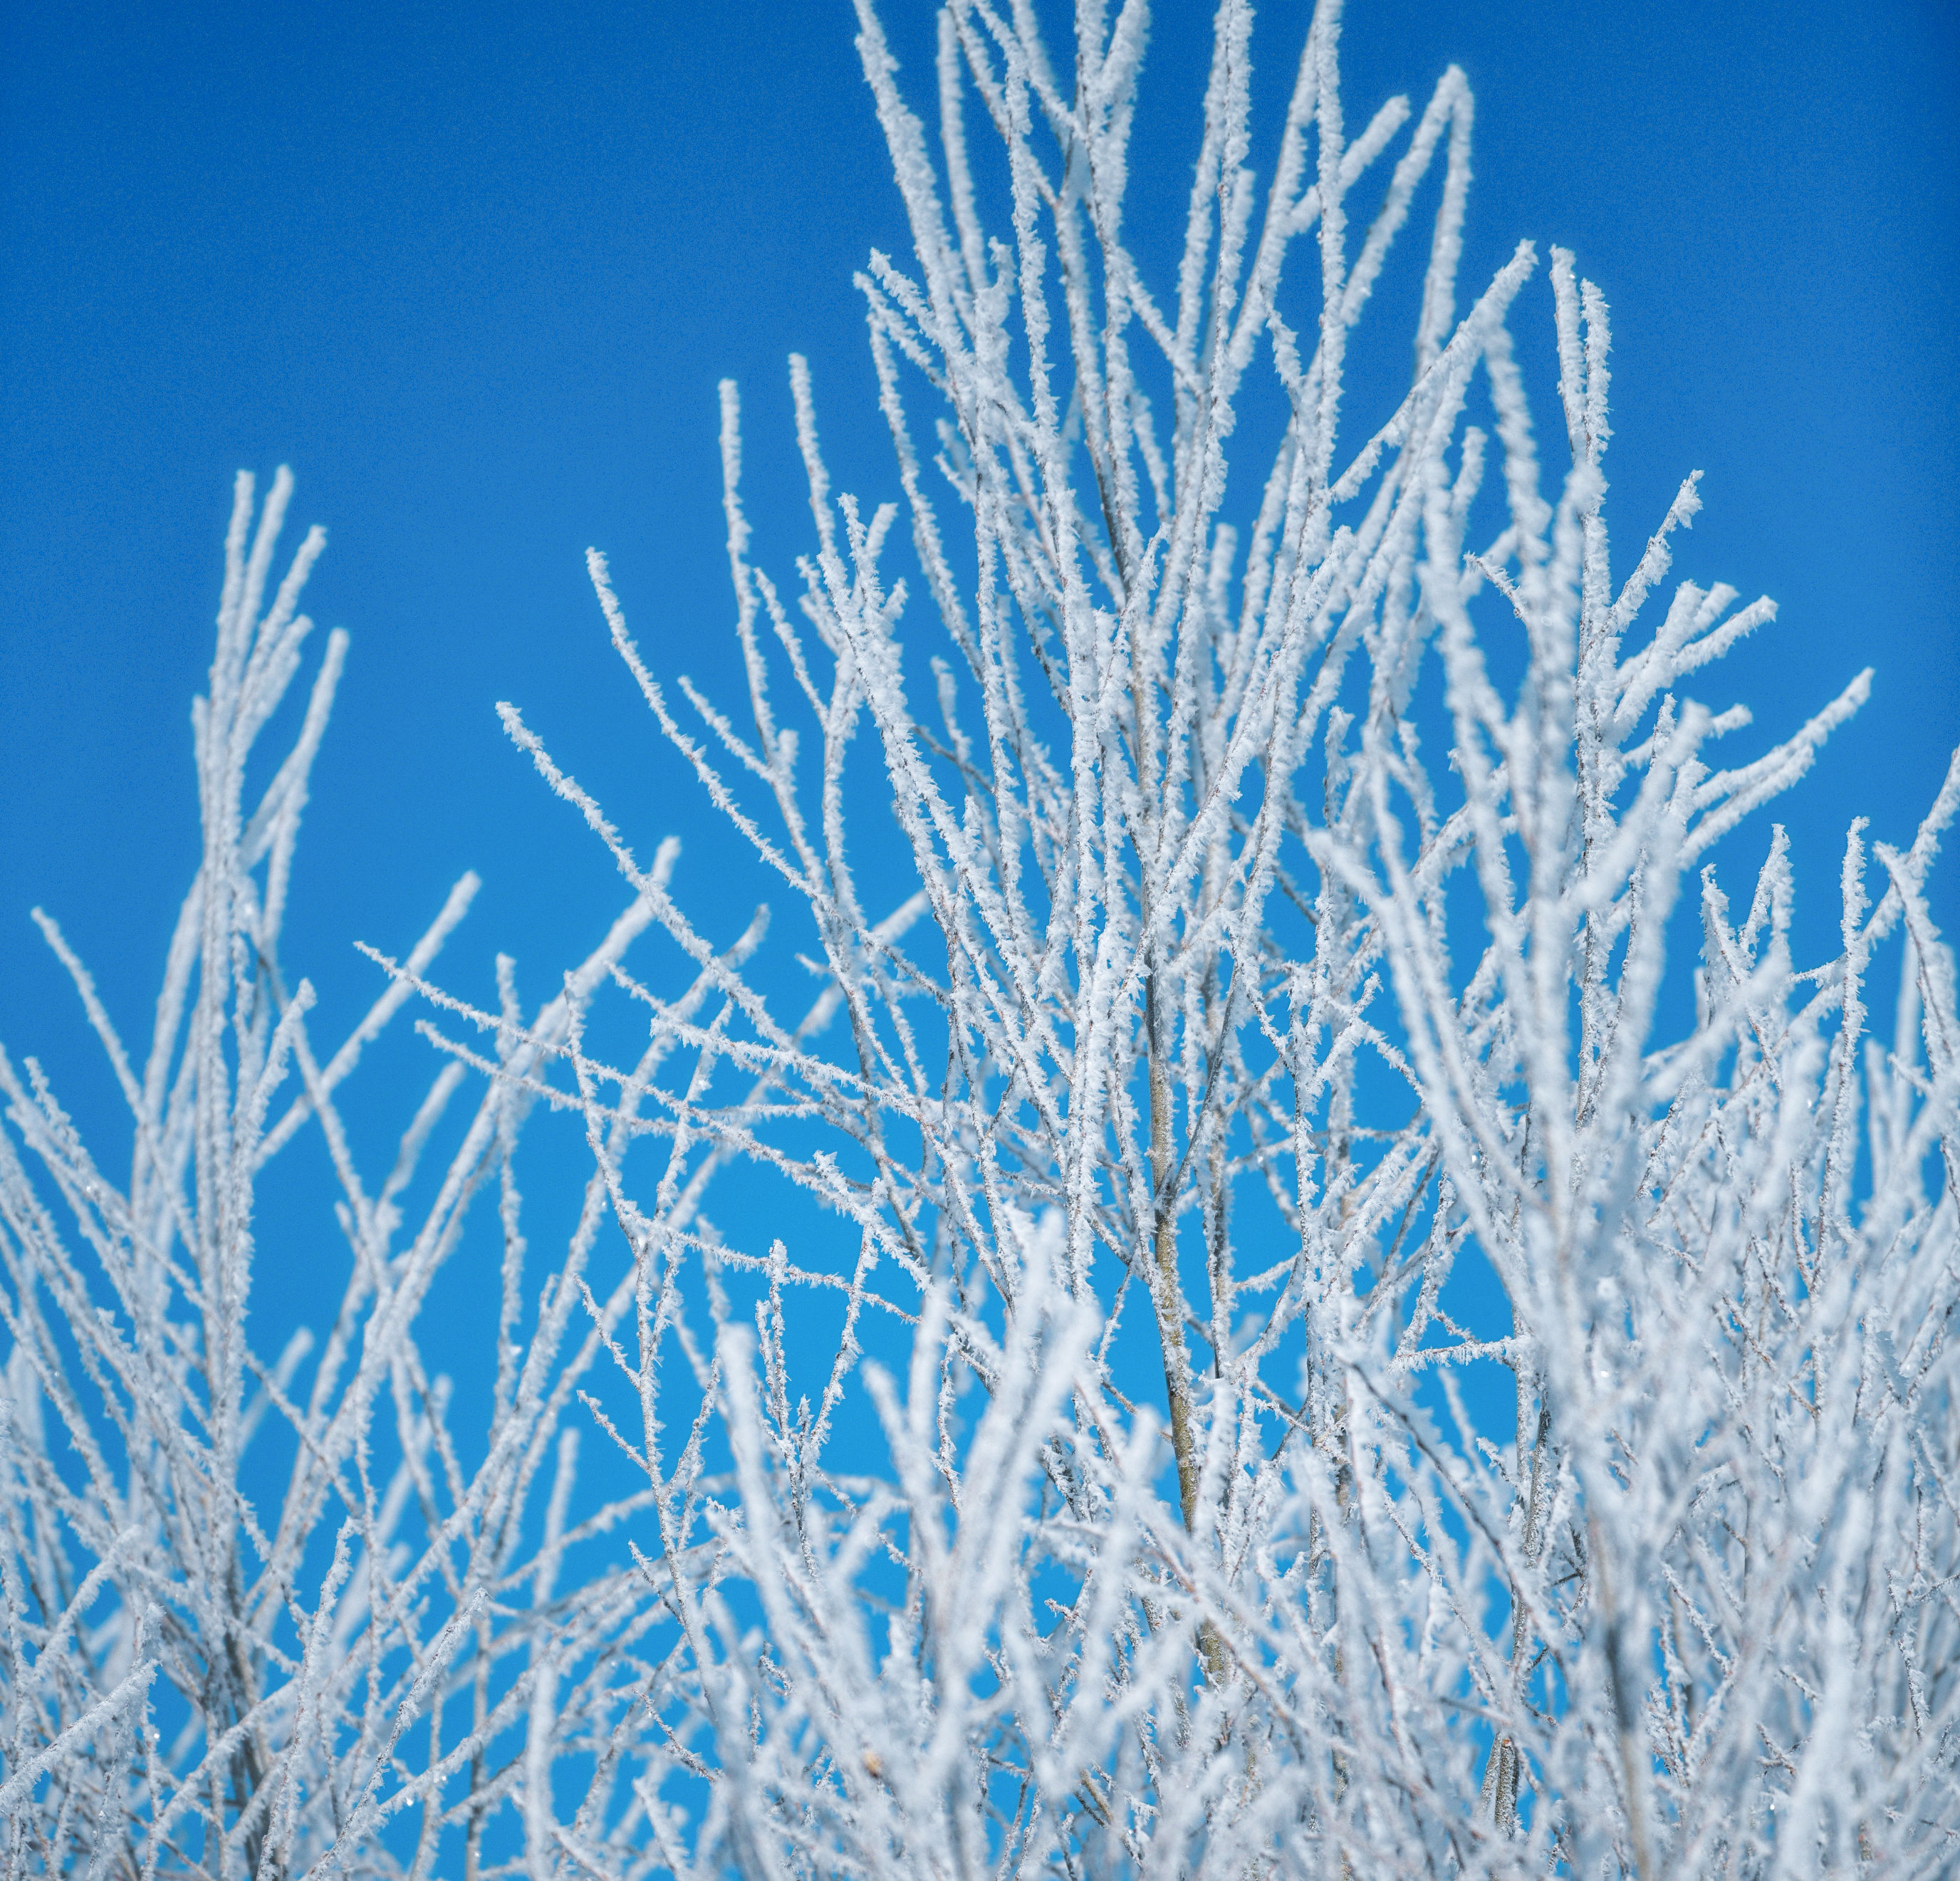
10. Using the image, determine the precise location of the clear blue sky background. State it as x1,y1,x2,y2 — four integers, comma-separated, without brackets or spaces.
4,1,1956,1391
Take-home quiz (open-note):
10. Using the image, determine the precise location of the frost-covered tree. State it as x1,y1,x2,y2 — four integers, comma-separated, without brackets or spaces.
4,1,1956,1876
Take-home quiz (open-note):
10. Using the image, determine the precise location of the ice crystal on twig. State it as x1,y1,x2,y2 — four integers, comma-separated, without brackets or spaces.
5,4,1956,1876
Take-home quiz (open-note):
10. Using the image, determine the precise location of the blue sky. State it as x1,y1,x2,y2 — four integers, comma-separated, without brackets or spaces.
4,0,1956,1378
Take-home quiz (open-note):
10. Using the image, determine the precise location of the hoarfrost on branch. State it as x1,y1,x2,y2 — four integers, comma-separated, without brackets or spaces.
4,2,1956,1875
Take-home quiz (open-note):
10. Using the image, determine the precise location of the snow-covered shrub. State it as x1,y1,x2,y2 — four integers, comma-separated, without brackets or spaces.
4,1,1956,1875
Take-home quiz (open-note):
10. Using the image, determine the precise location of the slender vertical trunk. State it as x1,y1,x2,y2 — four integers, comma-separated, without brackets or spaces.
1146,971,1201,1533
1144,973,1232,1694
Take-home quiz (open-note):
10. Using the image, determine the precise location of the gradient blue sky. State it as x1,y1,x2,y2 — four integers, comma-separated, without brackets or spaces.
4,1,1956,1351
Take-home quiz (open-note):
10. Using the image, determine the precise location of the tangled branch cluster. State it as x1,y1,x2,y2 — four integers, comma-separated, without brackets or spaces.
4,2,1956,1875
